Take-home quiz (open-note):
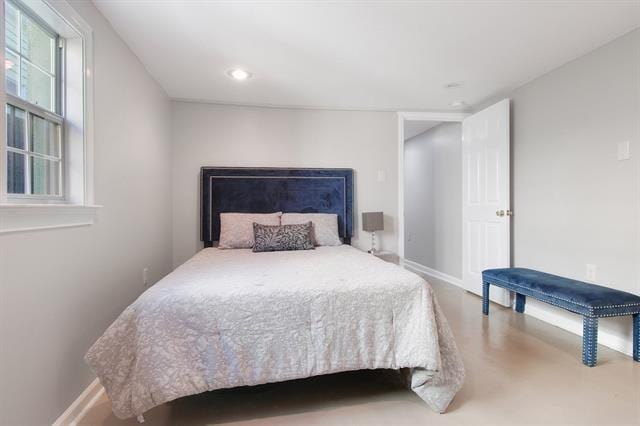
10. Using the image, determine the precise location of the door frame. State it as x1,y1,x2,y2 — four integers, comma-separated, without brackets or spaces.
397,111,469,260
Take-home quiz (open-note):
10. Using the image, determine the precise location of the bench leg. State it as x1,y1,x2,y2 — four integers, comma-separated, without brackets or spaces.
515,293,526,313
582,316,598,367
634,314,639,362
482,281,490,315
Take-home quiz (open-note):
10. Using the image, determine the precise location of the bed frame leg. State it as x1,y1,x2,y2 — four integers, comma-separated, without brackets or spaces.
137,414,145,423
582,316,598,367
482,281,490,315
515,293,526,313
633,314,639,362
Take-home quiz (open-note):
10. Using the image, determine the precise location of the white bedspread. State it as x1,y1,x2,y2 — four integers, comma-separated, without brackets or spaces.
85,246,465,419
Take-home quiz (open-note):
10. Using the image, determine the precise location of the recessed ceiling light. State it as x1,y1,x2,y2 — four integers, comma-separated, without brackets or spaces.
227,68,252,81
450,100,466,108
445,82,463,89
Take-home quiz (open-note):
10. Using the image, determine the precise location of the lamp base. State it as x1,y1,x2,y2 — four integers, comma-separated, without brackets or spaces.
368,231,377,254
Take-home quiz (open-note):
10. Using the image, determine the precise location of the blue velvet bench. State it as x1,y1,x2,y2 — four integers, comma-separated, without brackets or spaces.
481,268,640,367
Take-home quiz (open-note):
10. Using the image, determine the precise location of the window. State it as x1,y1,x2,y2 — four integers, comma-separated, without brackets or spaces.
1,0,97,233
5,0,63,199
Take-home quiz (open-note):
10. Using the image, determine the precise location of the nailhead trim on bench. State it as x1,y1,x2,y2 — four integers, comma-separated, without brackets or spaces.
634,315,639,362
485,277,640,317
582,316,598,367
593,302,640,309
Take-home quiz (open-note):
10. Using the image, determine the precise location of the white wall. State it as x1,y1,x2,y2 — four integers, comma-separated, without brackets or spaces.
0,2,173,424
506,29,640,353
404,122,462,278
171,102,398,266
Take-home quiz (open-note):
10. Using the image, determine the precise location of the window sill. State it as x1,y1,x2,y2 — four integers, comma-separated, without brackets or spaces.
0,203,102,234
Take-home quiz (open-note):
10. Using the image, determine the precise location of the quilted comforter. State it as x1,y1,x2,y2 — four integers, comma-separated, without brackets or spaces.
85,245,465,419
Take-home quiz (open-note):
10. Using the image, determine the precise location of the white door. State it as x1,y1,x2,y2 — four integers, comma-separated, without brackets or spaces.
462,99,511,306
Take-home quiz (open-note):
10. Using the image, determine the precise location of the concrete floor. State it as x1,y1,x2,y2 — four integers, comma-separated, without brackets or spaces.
80,277,640,426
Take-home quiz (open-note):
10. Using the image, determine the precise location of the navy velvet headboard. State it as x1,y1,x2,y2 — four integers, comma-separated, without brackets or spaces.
201,167,354,247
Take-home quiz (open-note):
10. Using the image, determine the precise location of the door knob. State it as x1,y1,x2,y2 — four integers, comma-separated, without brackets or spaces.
496,210,505,217
506,210,513,216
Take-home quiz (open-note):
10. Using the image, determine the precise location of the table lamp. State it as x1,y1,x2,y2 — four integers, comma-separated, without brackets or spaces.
362,211,384,254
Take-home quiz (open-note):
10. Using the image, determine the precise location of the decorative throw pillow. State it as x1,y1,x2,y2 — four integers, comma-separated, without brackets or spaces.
218,212,282,249
280,213,342,246
252,222,315,252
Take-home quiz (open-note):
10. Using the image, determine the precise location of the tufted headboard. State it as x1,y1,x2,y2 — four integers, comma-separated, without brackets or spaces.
201,167,354,247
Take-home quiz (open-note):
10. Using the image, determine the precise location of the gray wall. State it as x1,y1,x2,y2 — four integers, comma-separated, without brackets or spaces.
0,10,637,425
507,29,640,349
171,102,398,267
403,29,639,352
404,122,462,278
0,2,173,424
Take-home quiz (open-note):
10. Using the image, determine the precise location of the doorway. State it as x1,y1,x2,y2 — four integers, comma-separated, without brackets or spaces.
398,113,466,285
398,102,511,306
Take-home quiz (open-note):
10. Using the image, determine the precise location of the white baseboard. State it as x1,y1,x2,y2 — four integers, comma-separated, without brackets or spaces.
524,302,634,357
53,378,104,426
402,259,634,358
402,259,464,289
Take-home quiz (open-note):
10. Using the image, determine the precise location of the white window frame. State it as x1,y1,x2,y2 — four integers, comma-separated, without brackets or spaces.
6,98,66,201
0,0,100,233
5,0,65,200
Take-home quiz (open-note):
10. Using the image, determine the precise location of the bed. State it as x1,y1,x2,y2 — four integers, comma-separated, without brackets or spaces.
85,167,465,420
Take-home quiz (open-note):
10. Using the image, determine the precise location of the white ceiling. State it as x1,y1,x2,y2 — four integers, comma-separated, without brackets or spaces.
404,121,441,140
94,1,640,111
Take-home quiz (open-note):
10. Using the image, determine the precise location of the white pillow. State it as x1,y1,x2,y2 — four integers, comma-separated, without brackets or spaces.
218,212,282,249
281,213,342,246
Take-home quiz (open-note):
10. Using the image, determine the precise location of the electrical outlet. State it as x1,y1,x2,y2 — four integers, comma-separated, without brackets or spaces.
586,264,597,282
143,267,149,287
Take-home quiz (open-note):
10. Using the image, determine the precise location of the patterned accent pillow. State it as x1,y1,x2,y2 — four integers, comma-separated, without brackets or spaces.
281,213,342,246
252,222,315,252
218,212,282,249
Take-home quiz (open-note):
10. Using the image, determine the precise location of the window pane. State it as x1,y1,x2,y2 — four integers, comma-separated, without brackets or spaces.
5,49,20,96
21,58,54,111
21,13,55,73
30,156,60,195
31,114,59,157
4,1,19,52
6,104,26,150
7,151,26,194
